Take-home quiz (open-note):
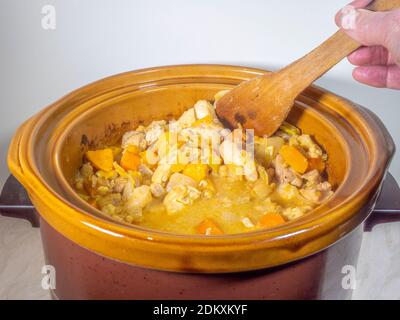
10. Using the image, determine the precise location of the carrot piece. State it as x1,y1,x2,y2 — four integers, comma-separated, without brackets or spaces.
279,145,308,174
120,151,141,171
86,148,114,172
258,213,286,228
183,164,209,182
196,218,224,235
307,157,326,173
126,145,140,154
110,146,122,157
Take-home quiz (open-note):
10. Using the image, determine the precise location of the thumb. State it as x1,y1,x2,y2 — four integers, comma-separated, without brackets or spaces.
335,6,400,63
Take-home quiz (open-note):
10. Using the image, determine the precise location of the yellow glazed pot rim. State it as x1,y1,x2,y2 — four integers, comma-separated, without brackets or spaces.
8,64,395,272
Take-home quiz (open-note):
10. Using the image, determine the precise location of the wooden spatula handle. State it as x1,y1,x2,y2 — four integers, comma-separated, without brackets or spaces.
367,0,400,10
279,0,400,93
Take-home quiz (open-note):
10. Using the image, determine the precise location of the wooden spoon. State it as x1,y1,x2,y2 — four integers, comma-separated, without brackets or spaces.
216,0,400,136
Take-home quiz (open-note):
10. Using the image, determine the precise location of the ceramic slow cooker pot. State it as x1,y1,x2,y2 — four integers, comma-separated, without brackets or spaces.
2,65,399,299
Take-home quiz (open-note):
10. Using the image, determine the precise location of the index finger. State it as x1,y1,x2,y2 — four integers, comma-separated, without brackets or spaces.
348,45,395,66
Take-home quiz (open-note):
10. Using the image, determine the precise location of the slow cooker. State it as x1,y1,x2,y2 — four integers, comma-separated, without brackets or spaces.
1,65,399,299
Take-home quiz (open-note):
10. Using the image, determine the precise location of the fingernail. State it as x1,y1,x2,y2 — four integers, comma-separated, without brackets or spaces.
340,5,359,30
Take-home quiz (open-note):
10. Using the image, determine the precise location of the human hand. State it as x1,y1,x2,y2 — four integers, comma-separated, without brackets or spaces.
336,0,400,89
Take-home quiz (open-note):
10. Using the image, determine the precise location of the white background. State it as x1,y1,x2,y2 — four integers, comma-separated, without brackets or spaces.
0,0,399,299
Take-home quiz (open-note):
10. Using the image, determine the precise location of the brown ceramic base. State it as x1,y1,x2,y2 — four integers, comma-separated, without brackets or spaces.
40,216,361,300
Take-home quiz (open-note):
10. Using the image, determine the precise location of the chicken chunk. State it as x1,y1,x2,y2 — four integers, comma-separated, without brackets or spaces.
198,179,216,198
282,207,307,220
122,131,147,151
151,164,172,185
302,169,321,184
138,164,154,177
163,185,201,214
123,185,152,221
177,108,196,128
243,157,258,182
297,134,323,158
220,139,258,181
122,179,135,201
126,185,152,208
177,146,201,165
166,173,197,192
274,154,303,187
124,206,142,221
300,188,322,203
219,139,239,163
300,181,332,203
317,181,334,201
180,127,221,150
145,121,166,145
194,100,215,120
150,183,166,198
113,177,127,193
